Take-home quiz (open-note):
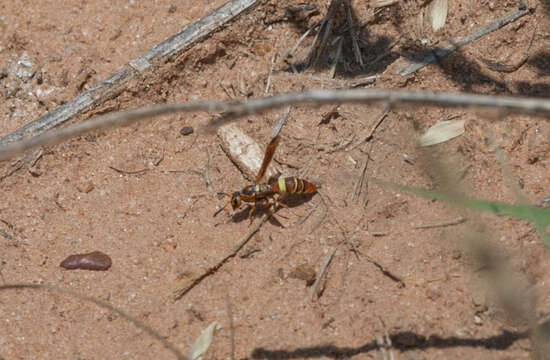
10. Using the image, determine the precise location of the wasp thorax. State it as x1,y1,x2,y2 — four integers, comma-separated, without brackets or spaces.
231,192,241,209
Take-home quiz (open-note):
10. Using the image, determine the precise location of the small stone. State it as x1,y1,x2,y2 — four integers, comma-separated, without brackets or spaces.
180,126,194,136
77,181,94,193
474,315,483,325
60,251,112,271
289,264,316,286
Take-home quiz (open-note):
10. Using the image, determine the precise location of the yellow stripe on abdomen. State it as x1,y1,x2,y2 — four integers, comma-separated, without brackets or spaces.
278,177,287,193
291,177,298,193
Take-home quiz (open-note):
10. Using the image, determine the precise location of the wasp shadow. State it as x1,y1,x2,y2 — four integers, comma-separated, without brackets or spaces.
231,203,285,228
251,329,528,359
278,192,317,208
231,193,316,226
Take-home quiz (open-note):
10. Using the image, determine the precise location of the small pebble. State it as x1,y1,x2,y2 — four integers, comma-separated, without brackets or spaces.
289,264,316,286
60,251,112,271
180,126,194,136
474,315,483,326
77,181,94,193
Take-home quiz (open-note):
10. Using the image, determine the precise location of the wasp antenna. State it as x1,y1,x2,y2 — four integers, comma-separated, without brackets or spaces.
213,201,230,217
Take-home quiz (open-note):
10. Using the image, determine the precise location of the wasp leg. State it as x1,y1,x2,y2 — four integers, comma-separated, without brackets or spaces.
273,196,288,211
248,203,257,225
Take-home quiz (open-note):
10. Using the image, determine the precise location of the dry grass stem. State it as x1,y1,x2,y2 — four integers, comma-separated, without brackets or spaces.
173,212,270,301
398,7,529,75
309,247,336,300
2,88,550,163
0,0,260,146
412,217,467,229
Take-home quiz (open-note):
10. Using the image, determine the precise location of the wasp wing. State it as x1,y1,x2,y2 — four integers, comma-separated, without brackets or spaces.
255,134,280,184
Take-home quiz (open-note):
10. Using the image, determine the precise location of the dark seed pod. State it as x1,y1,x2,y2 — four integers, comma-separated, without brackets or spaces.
60,251,112,271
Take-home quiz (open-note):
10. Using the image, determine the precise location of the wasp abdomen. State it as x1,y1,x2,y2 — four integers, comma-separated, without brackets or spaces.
271,177,317,194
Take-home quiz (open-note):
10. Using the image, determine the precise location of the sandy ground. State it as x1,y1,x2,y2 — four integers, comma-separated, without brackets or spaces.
1,0,550,359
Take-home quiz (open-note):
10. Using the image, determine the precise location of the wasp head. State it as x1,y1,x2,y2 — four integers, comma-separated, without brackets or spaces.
231,192,241,209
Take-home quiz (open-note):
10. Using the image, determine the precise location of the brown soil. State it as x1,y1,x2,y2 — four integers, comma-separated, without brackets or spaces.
1,0,550,359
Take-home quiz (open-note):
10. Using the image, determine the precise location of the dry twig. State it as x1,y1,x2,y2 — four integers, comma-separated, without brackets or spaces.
3,88,550,162
412,216,466,229
347,109,389,151
309,247,336,300
204,148,215,195
398,7,530,76
108,166,149,175
365,254,405,287
173,212,270,301
0,0,260,146
352,144,372,202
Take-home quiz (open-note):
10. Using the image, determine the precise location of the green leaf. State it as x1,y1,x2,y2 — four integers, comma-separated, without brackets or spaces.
372,179,550,247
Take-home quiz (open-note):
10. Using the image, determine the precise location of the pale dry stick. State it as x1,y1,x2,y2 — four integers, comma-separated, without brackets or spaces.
412,216,467,229
264,53,276,95
0,0,260,146
347,110,388,152
352,143,372,202
0,283,188,360
398,6,530,75
348,75,378,88
4,88,550,162
309,247,336,301
371,0,399,8
329,36,344,79
173,212,270,301
109,165,149,175
204,148,215,195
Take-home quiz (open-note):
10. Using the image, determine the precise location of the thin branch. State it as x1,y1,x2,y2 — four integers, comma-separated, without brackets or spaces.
2,88,550,162
204,148,215,195
365,254,405,287
347,109,389,151
412,216,467,229
398,7,529,75
0,0,260,146
173,212,270,301
309,247,336,301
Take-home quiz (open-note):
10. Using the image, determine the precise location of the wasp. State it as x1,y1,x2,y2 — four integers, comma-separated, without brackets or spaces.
226,134,317,223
